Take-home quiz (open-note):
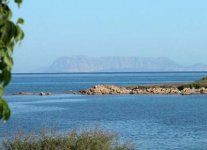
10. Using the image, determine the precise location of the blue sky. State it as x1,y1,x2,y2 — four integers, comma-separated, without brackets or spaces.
11,0,207,72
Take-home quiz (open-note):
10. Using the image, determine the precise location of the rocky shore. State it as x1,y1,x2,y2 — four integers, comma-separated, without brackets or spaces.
79,85,207,95
11,85,207,96
12,77,207,96
13,92,52,96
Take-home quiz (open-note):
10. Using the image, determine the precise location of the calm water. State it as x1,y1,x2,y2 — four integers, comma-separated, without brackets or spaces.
1,72,207,150
5,72,207,94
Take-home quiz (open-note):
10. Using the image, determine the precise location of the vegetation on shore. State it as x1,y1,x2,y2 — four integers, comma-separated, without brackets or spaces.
2,128,135,150
177,76,207,90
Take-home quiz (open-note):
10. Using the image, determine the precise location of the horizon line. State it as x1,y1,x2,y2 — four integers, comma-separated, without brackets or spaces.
12,71,207,75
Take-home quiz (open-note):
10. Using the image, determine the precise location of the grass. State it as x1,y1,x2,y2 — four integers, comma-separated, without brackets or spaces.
177,76,207,90
2,128,135,150
128,76,207,91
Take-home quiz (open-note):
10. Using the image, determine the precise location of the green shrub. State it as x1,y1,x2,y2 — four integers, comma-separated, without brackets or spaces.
192,83,200,89
201,77,207,81
2,128,135,150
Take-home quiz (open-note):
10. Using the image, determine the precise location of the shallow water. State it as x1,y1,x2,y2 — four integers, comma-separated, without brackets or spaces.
1,94,207,150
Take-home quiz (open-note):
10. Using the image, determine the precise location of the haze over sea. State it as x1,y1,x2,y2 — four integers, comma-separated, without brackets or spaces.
0,72,207,149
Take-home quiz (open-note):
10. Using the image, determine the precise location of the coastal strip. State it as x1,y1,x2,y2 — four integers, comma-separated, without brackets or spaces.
12,85,207,96
80,76,207,95
79,84,207,95
12,77,207,96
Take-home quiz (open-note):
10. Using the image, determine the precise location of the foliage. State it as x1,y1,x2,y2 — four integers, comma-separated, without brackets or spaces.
177,76,207,90
0,0,24,121
2,128,135,150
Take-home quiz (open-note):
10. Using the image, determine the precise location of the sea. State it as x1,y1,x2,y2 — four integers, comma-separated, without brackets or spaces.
1,72,207,150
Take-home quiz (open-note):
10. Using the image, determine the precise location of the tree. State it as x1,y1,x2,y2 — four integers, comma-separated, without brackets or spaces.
0,0,24,122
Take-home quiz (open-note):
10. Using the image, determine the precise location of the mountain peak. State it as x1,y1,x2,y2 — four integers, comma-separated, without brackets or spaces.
45,56,207,73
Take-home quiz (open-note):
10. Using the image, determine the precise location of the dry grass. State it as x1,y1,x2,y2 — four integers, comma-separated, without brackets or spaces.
2,128,135,150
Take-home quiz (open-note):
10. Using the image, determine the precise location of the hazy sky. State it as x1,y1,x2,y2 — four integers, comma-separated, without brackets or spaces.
11,0,207,72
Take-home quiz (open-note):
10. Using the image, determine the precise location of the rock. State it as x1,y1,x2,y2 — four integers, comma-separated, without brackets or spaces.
79,84,207,95
181,88,193,95
193,89,200,94
39,92,52,96
46,92,52,95
39,92,46,96
14,92,33,95
129,90,136,94
200,88,207,94
80,85,129,95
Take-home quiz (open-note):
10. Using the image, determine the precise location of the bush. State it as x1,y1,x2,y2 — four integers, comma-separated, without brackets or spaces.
178,83,202,90
201,77,207,81
2,128,135,150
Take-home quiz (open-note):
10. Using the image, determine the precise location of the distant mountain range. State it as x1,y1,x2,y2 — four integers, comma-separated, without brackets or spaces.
45,56,207,72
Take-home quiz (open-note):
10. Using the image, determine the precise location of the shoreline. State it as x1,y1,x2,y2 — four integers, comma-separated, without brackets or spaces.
80,76,207,95
8,76,207,96
79,84,207,95
10,85,207,96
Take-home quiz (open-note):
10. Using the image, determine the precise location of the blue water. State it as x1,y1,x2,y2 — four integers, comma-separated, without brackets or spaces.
1,72,207,150
6,72,207,94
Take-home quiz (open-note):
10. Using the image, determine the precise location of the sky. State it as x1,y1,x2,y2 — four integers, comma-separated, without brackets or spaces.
11,0,207,72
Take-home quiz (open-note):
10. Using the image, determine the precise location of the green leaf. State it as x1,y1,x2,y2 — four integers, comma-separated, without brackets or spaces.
0,69,11,87
4,54,13,70
0,3,12,25
17,18,24,24
0,0,24,122
1,21,17,44
0,98,11,121
15,25,24,42
0,60,7,70
14,0,23,7
0,85,3,97
6,42,15,54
